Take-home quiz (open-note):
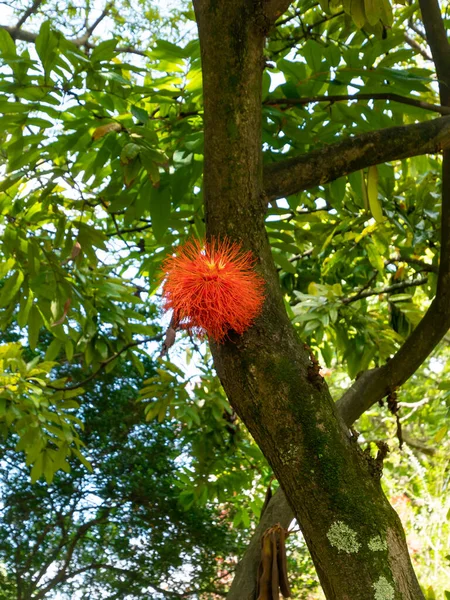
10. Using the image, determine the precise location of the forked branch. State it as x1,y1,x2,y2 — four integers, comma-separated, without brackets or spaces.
261,0,294,25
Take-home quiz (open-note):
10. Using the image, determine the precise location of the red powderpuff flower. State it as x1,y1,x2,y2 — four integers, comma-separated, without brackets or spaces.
161,238,265,342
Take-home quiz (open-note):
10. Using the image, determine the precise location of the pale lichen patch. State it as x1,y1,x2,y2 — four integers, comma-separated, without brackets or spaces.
368,535,388,552
373,576,395,600
279,442,303,467
327,521,361,553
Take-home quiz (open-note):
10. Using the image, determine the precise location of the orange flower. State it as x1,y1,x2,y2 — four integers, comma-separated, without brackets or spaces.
161,238,265,342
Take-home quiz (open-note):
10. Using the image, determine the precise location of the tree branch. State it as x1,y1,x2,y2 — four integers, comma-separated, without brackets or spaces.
15,0,45,28
408,21,427,42
105,222,153,237
261,0,293,26
1,25,37,43
271,11,344,55
418,0,450,105
263,115,450,201
75,3,112,46
227,288,439,600
33,514,112,600
86,4,111,38
403,32,432,62
275,9,302,27
264,92,450,115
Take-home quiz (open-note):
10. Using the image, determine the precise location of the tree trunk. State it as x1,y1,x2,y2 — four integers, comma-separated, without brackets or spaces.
192,0,425,598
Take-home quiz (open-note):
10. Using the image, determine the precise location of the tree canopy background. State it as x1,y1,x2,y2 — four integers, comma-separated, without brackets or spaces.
0,0,449,598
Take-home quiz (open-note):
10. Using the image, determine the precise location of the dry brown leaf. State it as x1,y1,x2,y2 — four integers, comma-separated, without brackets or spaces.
257,532,273,600
92,121,122,140
51,298,71,327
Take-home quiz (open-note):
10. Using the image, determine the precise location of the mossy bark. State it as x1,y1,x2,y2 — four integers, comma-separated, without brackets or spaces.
192,1,425,598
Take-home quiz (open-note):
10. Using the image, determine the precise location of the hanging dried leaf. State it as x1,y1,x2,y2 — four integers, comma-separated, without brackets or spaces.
256,524,291,600
257,531,274,600
271,532,280,600
51,298,71,327
277,525,291,598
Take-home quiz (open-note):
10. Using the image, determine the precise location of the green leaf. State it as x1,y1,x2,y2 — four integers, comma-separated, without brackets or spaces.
389,294,413,302
45,339,62,361
0,257,15,279
43,450,56,484
364,0,382,26
149,185,171,241
178,490,195,510
241,508,250,528
366,242,384,275
426,587,436,600
0,270,24,308
123,158,141,187
0,29,17,59
30,453,44,483
232,509,242,527
351,0,366,28
121,143,141,164
28,305,43,350
380,0,393,25
272,252,296,274
72,447,93,472
330,177,346,204
90,39,118,63
303,40,323,73
367,166,383,223
434,426,447,444
131,105,149,123
150,39,187,63
35,21,58,74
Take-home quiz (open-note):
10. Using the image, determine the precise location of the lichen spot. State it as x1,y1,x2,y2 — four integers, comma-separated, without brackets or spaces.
373,576,395,600
368,535,388,552
326,521,361,553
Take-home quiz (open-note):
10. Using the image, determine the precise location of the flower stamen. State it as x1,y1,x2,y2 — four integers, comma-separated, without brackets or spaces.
161,238,265,342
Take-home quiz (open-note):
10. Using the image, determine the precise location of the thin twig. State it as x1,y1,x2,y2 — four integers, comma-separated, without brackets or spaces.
408,21,427,42
275,9,302,27
15,0,45,28
342,277,428,305
404,33,432,62
264,93,450,116
47,335,163,391
106,222,153,237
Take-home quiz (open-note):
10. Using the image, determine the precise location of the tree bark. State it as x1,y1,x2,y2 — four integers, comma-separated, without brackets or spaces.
192,0,425,598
